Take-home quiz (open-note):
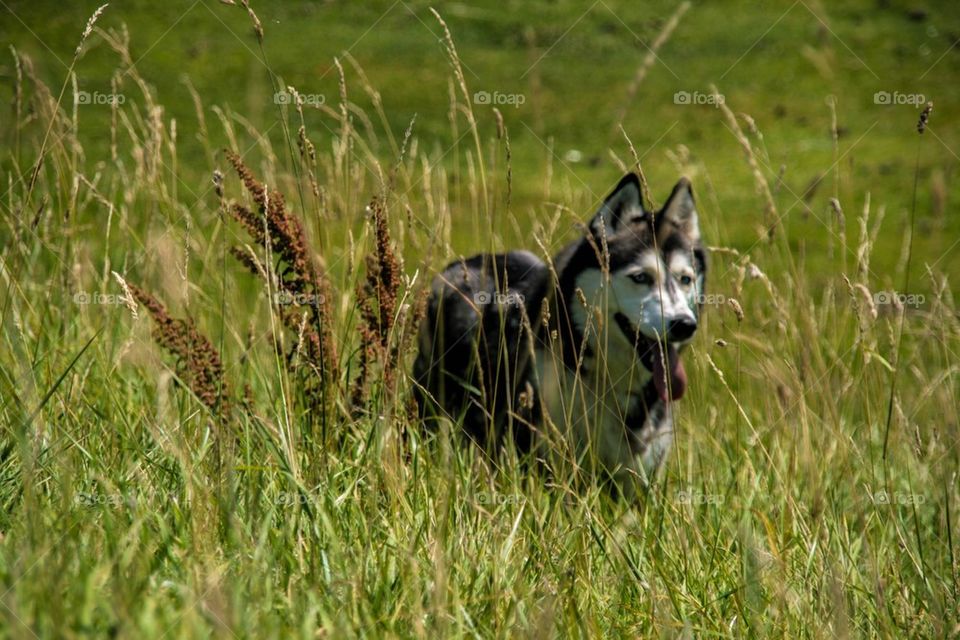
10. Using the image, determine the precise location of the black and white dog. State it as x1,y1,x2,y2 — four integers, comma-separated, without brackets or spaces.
413,174,705,496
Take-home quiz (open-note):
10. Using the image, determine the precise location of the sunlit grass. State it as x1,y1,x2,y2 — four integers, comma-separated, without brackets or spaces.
0,2,957,637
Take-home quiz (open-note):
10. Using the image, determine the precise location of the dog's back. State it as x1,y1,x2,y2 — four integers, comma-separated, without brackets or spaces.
412,250,549,451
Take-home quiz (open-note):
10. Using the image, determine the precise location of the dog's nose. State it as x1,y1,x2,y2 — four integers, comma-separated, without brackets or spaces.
668,318,697,341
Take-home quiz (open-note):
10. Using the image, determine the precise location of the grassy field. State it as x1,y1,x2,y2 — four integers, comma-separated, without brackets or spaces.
1,0,959,637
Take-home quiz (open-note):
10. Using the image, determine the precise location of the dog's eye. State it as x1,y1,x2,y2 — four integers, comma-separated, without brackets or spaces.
629,272,654,286
677,274,694,286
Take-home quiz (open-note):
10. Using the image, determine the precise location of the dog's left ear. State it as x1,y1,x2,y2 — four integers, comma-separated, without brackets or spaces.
657,177,700,242
589,173,647,239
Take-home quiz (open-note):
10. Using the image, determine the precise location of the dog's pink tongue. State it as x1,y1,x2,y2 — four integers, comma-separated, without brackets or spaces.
653,343,687,402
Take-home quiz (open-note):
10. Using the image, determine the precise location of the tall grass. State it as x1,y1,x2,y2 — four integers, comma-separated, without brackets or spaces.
0,5,957,638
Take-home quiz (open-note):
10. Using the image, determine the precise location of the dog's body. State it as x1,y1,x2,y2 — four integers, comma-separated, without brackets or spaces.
413,174,705,495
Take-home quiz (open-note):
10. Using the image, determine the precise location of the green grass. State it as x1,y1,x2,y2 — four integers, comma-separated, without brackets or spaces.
1,0,958,637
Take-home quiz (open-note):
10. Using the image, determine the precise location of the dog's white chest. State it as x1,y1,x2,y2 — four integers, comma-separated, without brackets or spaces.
533,348,672,486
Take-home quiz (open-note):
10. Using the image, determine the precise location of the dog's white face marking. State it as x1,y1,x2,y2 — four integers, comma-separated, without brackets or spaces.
666,250,702,330
571,249,699,344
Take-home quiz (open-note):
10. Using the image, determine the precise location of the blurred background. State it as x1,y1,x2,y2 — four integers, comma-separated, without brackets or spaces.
2,0,958,279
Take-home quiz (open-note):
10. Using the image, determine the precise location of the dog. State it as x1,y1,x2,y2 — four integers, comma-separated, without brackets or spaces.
412,174,705,497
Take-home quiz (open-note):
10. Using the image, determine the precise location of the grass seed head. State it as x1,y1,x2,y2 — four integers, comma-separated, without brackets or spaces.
129,282,233,422
917,102,932,134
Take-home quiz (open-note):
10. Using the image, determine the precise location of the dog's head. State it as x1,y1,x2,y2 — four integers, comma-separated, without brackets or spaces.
566,174,706,401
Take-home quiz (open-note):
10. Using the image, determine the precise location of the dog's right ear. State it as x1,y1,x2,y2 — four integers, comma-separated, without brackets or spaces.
589,174,646,238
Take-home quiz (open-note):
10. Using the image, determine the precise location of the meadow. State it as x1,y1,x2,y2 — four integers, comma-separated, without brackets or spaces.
0,0,958,636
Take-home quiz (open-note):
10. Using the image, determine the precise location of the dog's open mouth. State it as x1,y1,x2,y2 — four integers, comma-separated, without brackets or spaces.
614,312,687,402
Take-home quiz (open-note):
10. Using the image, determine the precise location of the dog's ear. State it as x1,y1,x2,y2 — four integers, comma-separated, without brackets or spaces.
589,174,647,238
657,177,700,242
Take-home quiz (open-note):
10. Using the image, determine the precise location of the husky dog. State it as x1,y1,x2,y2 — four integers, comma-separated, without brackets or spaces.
413,174,705,496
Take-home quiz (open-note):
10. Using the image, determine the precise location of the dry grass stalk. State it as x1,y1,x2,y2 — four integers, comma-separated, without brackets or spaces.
619,125,655,210
855,192,873,283
712,84,779,238
430,8,488,209
21,1,109,208
77,4,109,57
111,270,138,319
841,274,878,364
829,197,847,266
296,122,321,203
221,0,263,43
